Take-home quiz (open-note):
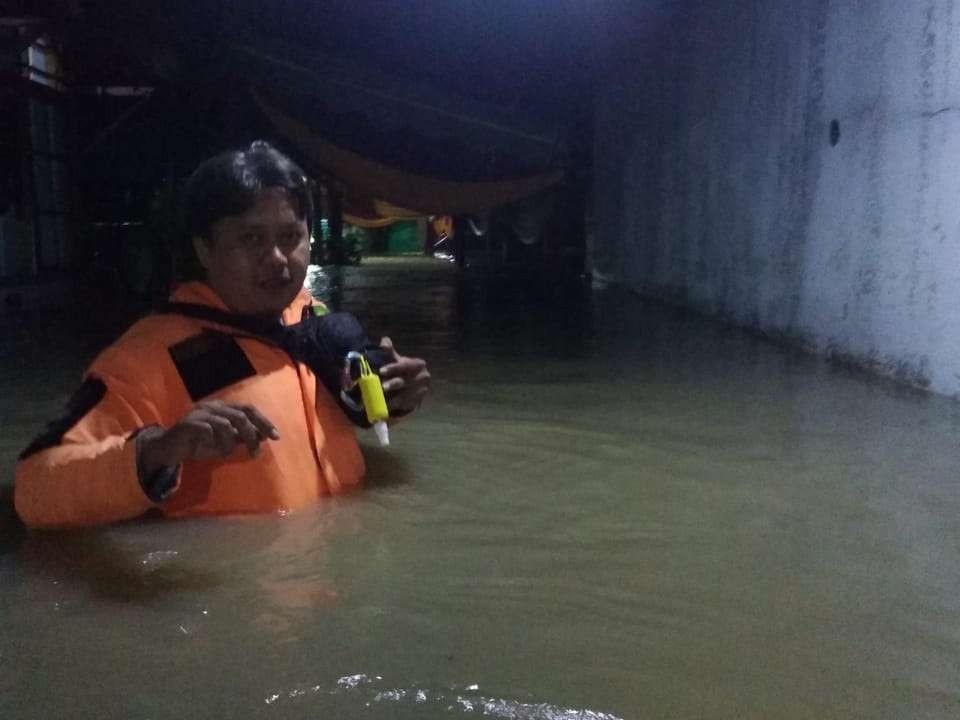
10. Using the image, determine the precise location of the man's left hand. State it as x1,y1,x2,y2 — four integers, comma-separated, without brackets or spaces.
378,337,430,416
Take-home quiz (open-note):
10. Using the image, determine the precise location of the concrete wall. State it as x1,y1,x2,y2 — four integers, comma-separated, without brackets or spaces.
594,0,960,395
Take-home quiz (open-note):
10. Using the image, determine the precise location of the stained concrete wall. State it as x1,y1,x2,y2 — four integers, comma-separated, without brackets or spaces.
594,0,960,395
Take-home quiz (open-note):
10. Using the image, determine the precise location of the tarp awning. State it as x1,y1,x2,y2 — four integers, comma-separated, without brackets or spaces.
253,89,564,220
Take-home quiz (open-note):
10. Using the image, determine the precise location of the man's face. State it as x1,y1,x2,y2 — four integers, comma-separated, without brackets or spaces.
194,188,310,317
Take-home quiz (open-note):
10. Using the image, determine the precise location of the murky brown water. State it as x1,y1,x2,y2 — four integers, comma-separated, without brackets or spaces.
1,257,959,719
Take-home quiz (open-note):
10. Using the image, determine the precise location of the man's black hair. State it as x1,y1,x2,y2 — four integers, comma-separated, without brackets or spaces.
176,141,314,280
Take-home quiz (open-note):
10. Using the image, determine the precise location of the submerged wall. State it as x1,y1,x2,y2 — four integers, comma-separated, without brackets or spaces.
594,0,960,395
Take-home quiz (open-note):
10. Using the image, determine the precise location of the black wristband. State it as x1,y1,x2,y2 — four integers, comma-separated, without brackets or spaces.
140,464,179,503
134,427,180,503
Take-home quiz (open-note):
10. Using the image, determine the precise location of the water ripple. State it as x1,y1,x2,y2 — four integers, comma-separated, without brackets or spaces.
264,673,624,719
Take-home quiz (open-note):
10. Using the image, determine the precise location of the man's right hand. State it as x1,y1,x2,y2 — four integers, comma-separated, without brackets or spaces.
138,400,280,478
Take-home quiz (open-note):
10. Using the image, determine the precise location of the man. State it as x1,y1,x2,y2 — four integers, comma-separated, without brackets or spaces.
14,142,430,528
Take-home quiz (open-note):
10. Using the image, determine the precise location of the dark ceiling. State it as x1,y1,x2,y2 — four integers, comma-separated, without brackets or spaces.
4,0,683,195
12,0,679,121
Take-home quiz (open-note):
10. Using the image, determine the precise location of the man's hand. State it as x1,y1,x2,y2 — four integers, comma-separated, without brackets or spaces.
378,337,430,416
138,400,280,477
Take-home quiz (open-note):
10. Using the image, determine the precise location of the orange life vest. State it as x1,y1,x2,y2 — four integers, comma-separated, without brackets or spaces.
14,282,365,528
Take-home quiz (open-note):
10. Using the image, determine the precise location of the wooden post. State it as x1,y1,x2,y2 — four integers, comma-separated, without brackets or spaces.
328,184,344,265
454,217,465,269
419,217,430,256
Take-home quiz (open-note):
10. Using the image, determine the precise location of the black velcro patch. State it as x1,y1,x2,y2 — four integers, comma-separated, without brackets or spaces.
19,377,107,460
168,330,257,401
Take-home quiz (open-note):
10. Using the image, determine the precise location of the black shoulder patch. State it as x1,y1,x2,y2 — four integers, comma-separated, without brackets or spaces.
168,330,257,401
19,378,107,460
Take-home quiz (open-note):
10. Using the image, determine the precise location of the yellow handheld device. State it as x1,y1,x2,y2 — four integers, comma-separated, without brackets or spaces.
356,354,389,424
345,352,390,446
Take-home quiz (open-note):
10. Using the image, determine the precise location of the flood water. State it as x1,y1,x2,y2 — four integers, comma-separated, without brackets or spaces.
1,256,959,719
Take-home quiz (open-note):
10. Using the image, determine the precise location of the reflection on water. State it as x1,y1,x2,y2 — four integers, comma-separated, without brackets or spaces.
1,257,960,719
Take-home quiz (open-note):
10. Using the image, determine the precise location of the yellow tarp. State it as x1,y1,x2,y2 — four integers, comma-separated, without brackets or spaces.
253,90,564,219
343,214,399,229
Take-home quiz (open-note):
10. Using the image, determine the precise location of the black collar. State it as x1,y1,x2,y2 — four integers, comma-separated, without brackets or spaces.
160,302,288,341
